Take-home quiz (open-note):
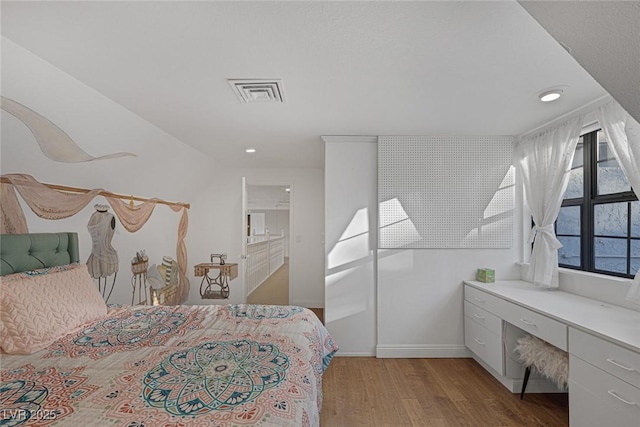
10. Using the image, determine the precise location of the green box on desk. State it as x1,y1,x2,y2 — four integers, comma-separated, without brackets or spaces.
477,268,495,283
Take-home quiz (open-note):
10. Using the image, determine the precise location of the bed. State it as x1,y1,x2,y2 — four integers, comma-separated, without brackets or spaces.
0,233,338,426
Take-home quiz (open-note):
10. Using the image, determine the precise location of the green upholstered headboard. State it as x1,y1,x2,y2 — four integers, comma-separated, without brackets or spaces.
0,233,80,276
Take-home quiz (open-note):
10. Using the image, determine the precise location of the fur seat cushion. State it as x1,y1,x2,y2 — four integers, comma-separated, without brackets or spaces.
515,334,568,389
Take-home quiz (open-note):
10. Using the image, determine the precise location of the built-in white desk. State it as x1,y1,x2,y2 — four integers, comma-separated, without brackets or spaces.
463,280,640,427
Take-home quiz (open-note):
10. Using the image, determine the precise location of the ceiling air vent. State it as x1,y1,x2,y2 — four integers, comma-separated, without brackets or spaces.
228,79,286,103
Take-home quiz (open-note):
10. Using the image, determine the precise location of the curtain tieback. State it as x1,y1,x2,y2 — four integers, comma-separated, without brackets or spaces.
528,225,563,249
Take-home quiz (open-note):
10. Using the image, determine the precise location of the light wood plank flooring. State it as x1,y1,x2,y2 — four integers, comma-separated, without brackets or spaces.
321,357,568,427
245,262,566,425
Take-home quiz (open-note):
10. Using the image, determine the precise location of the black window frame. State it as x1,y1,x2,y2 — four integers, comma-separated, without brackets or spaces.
556,129,639,278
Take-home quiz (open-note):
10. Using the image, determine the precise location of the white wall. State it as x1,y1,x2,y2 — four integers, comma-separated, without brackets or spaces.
248,209,289,237
377,135,523,357
325,137,378,356
377,248,520,357
248,212,266,235
266,210,290,239
248,209,290,256
188,167,324,307
0,37,215,305
1,38,326,309
324,136,523,358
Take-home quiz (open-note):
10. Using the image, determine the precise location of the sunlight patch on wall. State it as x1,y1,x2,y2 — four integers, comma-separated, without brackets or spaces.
378,197,421,248
463,166,515,246
484,166,515,218
328,207,371,270
325,268,369,323
378,136,514,248
326,207,374,323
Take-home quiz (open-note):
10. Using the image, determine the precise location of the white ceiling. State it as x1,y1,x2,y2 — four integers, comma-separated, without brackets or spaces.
248,185,290,209
518,1,640,124
1,1,607,169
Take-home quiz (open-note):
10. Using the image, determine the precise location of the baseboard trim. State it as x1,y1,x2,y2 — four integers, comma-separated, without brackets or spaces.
376,344,471,358
292,299,324,308
334,352,376,357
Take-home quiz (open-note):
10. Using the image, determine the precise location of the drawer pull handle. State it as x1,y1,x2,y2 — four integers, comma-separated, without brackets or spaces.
474,297,485,303
519,318,536,327
606,358,637,372
473,314,485,320
474,338,485,346
607,390,637,406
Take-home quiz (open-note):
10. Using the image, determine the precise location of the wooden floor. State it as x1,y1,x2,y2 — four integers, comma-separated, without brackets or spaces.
244,263,566,425
321,357,568,427
245,262,565,425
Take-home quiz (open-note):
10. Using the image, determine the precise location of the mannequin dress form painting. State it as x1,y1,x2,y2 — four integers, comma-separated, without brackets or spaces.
87,204,119,302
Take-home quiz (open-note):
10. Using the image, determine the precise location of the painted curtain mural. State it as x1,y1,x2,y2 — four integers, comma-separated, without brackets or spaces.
0,174,190,304
0,97,135,162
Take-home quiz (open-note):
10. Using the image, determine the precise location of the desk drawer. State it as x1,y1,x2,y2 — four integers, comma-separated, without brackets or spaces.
569,380,640,427
496,301,567,351
569,355,640,427
465,317,504,375
464,285,504,314
464,300,502,334
570,328,640,389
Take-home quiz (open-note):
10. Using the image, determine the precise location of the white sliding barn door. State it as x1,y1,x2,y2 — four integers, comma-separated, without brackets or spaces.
323,136,377,356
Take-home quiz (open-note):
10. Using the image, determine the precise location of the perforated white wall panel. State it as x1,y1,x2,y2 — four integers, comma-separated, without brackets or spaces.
378,136,514,249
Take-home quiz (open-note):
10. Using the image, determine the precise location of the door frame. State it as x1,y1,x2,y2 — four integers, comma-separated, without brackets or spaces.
243,180,294,305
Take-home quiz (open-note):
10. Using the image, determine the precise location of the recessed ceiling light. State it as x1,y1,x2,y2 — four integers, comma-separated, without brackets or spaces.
245,147,256,153
285,188,291,192
539,89,563,102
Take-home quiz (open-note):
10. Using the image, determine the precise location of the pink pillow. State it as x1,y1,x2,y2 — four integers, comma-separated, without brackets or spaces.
1,263,81,282
0,263,107,354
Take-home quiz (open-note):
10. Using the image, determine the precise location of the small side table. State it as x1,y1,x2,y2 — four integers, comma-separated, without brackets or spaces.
195,263,238,299
131,260,149,305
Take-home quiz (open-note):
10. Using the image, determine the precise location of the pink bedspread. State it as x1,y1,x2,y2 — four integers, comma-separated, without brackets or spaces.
0,304,337,426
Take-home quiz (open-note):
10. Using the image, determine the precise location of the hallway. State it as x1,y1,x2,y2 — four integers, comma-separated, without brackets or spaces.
247,257,289,305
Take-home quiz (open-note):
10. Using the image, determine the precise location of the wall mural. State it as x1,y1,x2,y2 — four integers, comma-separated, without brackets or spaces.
0,96,135,162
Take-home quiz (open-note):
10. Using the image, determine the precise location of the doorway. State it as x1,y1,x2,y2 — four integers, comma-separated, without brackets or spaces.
245,184,291,306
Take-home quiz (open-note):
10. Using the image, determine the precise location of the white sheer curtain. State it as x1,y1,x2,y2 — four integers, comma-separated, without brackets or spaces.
515,115,585,288
596,101,640,304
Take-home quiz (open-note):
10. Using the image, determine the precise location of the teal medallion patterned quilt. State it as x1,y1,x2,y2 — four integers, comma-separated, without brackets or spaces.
0,304,338,427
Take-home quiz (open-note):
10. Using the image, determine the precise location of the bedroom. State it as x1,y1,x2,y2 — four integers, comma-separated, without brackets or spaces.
1,1,639,426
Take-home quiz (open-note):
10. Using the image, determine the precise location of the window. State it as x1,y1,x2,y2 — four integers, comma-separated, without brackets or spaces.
556,130,639,278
